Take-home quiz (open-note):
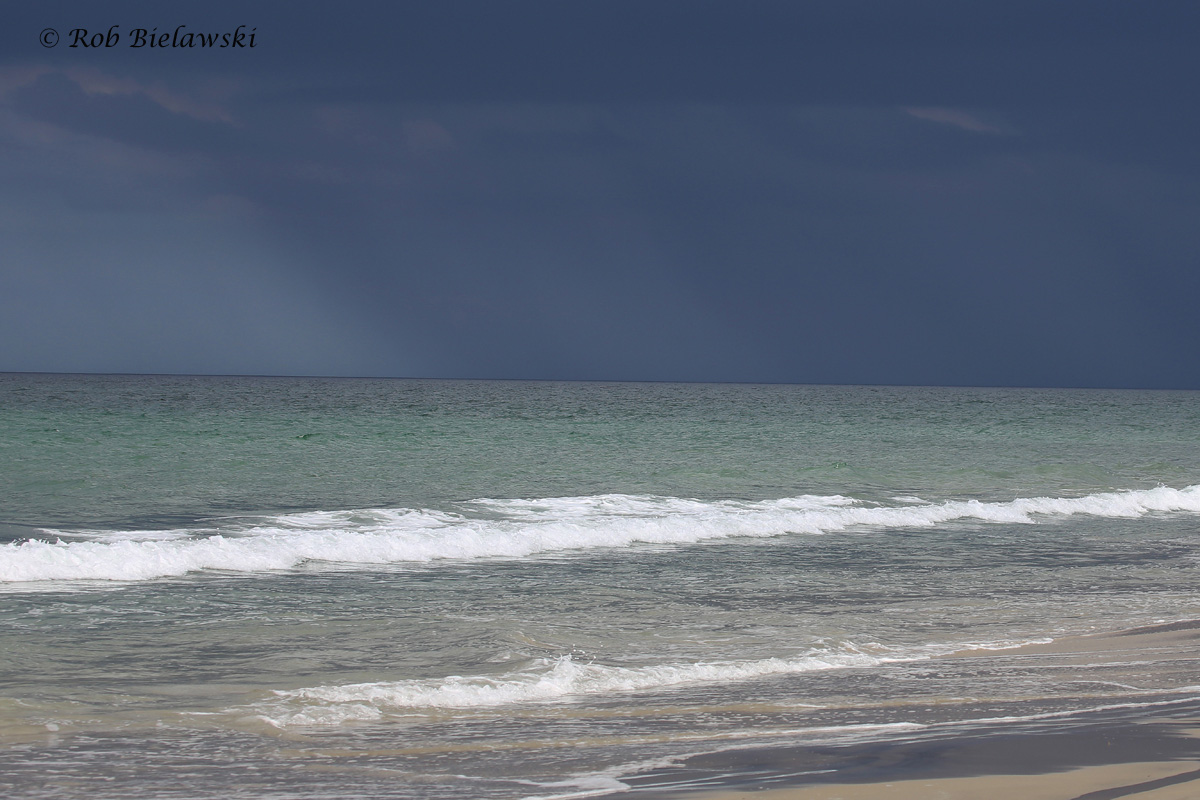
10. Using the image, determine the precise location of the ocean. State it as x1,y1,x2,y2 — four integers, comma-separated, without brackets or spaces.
3,373,1200,798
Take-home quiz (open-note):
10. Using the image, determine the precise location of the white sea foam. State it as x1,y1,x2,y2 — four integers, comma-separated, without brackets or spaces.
4,485,1200,583
254,646,904,726
252,638,1038,726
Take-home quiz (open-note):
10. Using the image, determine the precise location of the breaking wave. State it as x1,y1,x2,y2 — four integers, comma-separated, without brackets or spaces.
4,485,1200,583
252,638,1039,726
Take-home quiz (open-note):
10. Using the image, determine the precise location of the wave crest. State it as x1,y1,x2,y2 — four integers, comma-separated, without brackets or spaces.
253,637,1040,726
255,647,895,725
4,485,1199,583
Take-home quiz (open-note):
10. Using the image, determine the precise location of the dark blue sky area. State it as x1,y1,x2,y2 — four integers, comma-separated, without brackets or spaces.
2,1,1199,386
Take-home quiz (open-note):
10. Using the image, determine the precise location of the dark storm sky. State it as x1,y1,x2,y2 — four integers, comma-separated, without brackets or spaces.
2,1,1199,386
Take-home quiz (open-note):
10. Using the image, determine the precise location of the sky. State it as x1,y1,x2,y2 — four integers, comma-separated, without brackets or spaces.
2,1,1198,387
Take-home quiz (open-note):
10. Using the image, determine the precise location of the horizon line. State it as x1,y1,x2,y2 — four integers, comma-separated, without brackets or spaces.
1,370,1196,392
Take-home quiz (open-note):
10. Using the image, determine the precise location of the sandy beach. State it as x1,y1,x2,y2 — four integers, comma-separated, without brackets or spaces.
604,623,1200,800
694,762,1200,800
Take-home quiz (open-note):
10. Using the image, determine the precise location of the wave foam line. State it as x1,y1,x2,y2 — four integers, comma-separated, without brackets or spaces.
255,647,902,726
253,639,1037,726
4,485,1200,583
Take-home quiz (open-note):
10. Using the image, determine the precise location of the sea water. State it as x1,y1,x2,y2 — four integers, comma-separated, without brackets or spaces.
2,375,1200,798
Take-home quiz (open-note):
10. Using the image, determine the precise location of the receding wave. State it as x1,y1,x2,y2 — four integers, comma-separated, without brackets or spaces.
252,638,1037,726
4,485,1200,583
255,649,895,726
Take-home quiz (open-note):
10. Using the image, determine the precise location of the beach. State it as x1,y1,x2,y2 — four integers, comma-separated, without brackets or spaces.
6,2,1199,795
3,375,1200,799
649,718,1200,800
606,624,1200,799
684,755,1200,800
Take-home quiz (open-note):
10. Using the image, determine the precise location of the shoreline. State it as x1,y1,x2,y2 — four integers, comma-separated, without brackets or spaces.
599,622,1200,799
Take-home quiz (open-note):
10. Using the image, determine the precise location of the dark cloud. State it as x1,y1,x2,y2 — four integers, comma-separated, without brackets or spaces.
8,72,238,155
2,2,1199,385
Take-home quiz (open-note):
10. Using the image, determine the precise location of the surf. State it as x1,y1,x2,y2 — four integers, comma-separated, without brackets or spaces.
4,484,1199,584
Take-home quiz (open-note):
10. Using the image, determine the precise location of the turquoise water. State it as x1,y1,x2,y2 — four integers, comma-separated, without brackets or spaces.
3,375,1200,798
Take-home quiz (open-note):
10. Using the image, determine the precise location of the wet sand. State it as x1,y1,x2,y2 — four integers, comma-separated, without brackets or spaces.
603,622,1200,799
693,762,1200,800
